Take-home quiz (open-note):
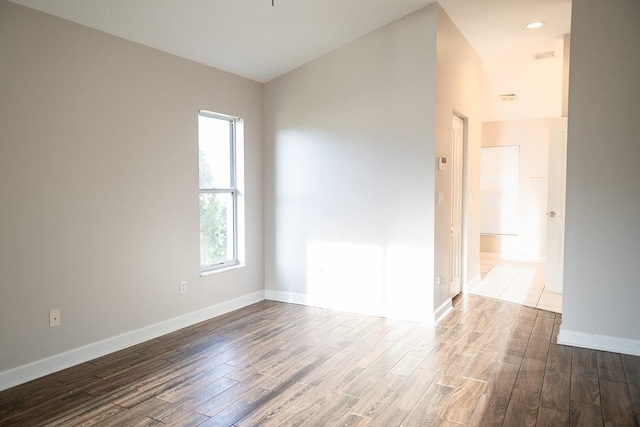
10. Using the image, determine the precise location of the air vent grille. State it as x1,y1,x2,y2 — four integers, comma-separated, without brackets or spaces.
533,51,556,60
500,94,518,102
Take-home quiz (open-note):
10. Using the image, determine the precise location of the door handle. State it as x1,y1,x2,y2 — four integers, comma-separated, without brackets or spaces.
548,211,556,218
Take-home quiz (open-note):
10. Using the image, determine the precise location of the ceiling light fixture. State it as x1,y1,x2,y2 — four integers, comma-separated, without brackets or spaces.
526,21,544,29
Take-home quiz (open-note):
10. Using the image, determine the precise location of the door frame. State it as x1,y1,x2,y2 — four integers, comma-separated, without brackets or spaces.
452,112,469,296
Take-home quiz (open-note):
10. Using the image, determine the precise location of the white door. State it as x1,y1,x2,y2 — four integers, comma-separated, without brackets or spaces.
545,117,568,293
450,115,464,297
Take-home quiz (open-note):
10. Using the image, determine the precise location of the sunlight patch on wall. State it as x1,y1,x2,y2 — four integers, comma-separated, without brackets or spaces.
480,145,519,235
305,241,432,322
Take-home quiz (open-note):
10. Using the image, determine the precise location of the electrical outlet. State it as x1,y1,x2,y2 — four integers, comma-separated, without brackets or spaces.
435,276,441,285
49,309,61,328
180,280,187,294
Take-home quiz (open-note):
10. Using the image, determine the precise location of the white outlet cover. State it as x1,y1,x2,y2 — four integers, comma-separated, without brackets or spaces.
49,309,61,328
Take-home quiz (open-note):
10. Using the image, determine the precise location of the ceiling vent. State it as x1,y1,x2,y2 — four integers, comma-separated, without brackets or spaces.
500,94,518,102
533,51,556,60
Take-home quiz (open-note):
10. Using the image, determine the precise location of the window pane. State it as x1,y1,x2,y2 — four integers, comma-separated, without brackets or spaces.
198,115,232,189
199,192,234,267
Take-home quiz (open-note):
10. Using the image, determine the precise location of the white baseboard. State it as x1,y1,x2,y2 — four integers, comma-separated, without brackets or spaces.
464,274,482,293
265,289,389,319
480,252,502,260
557,328,640,357
434,298,453,324
0,291,265,392
265,290,436,324
480,252,545,263
265,289,310,306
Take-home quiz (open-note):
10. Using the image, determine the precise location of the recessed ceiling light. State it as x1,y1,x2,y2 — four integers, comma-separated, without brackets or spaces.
526,21,545,29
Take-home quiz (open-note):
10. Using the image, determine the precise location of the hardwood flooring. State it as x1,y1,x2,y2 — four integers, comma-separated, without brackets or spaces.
1,295,639,426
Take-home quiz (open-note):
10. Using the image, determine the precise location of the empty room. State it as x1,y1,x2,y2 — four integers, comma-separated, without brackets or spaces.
1,0,639,425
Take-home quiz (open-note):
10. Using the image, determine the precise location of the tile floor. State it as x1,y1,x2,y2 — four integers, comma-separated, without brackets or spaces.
471,258,563,313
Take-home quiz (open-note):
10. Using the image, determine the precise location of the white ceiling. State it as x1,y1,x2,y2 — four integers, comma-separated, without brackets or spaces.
438,0,572,121
8,0,571,121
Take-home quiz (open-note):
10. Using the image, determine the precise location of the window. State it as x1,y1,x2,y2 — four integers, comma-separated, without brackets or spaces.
480,145,520,236
198,111,240,272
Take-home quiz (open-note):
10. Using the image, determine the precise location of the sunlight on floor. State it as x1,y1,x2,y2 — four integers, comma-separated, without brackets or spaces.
471,258,563,313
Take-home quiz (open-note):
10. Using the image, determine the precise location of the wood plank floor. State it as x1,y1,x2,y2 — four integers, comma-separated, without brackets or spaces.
1,295,639,426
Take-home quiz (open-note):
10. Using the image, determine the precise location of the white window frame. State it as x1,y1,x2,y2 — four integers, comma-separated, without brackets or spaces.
198,110,240,273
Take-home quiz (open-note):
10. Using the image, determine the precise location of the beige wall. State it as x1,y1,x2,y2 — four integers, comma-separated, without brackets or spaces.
264,4,482,321
560,0,640,351
480,119,552,261
434,7,483,309
264,6,439,321
562,34,571,118
0,1,264,375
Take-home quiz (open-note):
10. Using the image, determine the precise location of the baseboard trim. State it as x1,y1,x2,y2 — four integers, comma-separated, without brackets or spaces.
265,289,310,306
480,252,545,263
557,328,640,356
265,290,436,324
434,298,453,324
464,274,482,293
0,290,265,392
480,252,502,260
265,290,389,319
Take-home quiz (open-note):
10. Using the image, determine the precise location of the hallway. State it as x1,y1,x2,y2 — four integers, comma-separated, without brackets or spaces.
471,258,563,313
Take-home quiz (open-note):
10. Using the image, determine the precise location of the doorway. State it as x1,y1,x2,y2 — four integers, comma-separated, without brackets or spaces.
472,118,566,313
545,117,568,293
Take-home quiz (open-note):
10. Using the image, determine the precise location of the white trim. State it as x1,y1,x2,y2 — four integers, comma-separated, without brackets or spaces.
434,298,453,324
479,252,545,263
200,262,244,277
265,289,309,306
265,290,390,319
464,274,482,293
265,290,435,324
557,327,640,356
0,291,265,392
480,251,502,260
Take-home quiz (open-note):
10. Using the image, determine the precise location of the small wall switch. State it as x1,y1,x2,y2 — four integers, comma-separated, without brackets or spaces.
438,156,447,171
435,276,441,285
49,309,61,328
438,192,445,206
179,280,187,294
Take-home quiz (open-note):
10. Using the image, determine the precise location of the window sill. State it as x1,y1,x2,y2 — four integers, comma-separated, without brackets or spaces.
200,262,244,277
